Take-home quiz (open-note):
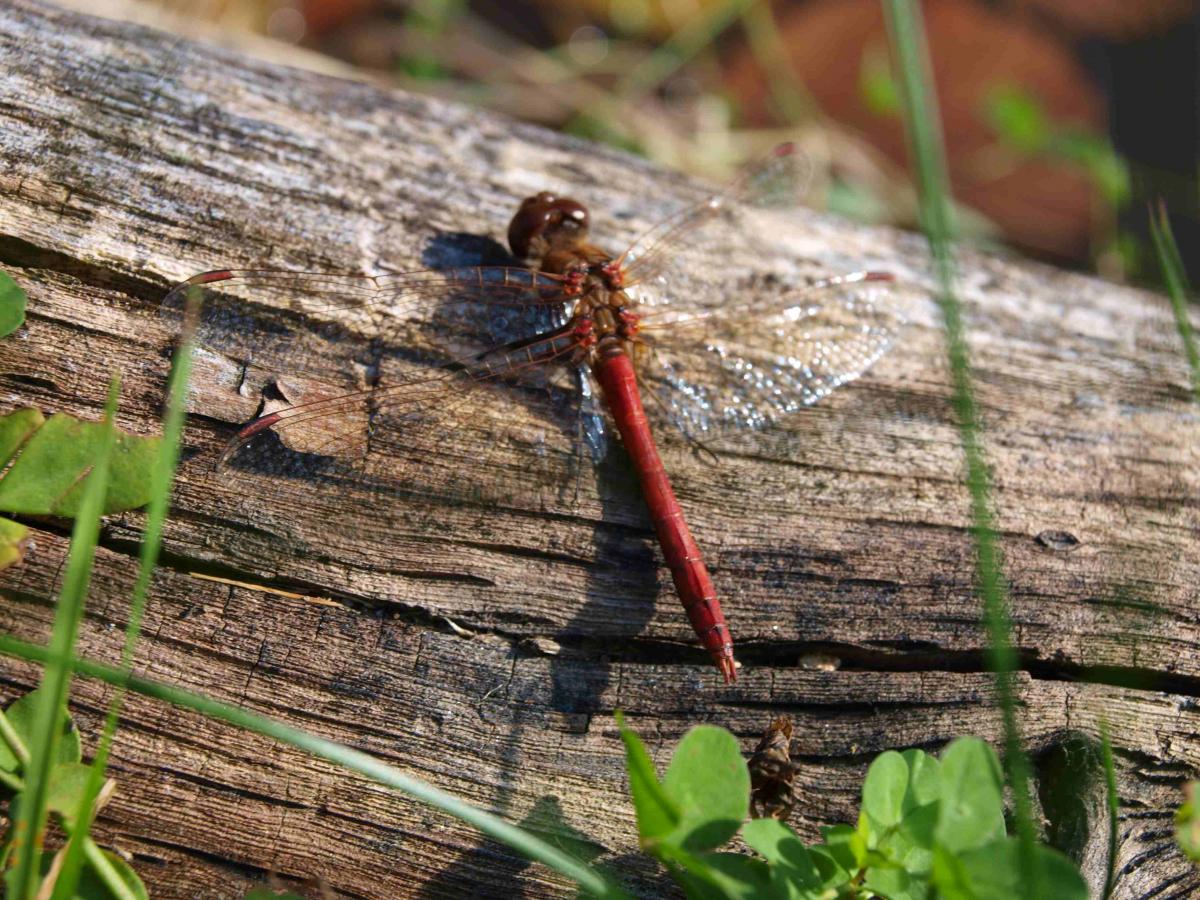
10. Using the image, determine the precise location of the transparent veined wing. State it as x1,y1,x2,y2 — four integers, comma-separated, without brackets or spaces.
160,267,572,382
161,268,608,545
635,272,909,438
615,143,813,294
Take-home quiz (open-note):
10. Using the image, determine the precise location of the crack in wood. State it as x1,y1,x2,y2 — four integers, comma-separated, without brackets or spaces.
0,234,166,304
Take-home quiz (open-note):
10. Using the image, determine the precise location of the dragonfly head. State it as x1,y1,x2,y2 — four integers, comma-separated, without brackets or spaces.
509,191,589,261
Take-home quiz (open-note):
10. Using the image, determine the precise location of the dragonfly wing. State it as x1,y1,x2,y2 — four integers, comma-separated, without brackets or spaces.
636,273,910,438
575,367,611,463
187,299,602,542
161,267,571,382
158,266,618,565
618,144,813,292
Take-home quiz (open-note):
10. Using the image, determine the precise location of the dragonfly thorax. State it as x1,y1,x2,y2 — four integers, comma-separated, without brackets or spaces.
568,289,640,365
589,299,639,339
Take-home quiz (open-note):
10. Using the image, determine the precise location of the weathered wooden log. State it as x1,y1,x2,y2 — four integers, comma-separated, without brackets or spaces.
1,1,1199,896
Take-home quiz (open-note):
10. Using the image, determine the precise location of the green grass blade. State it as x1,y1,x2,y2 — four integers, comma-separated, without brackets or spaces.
616,0,755,105
739,1,817,125
51,290,201,899
7,378,120,900
1099,722,1119,900
80,838,141,900
1148,202,1200,402
614,711,680,843
0,636,629,899
879,0,1040,889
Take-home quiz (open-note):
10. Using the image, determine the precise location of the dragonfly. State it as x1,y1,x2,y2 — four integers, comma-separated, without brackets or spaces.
163,144,905,683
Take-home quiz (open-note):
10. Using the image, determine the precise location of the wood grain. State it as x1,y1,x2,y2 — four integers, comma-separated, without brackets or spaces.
1,1,1199,896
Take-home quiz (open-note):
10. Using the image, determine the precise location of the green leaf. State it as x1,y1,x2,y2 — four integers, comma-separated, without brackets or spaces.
860,45,901,116
666,846,772,900
76,846,149,900
935,738,1005,855
855,805,874,848
806,844,851,893
898,751,940,852
1047,132,1131,206
743,818,822,898
0,516,30,570
45,762,96,831
981,83,1129,207
864,864,927,900
615,711,680,844
0,409,160,517
933,837,1087,900
864,750,909,829
742,818,810,870
901,748,941,808
0,408,44,465
0,270,26,338
930,843,973,898
867,749,939,875
890,802,938,874
1176,782,1200,861
0,690,81,780
692,852,772,899
662,725,749,852
984,84,1049,153
818,823,863,873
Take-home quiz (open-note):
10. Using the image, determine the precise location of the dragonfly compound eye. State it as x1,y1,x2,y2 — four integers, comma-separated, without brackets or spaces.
508,192,590,260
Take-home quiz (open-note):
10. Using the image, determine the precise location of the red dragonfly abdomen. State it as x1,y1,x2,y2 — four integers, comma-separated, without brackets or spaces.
592,343,737,682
